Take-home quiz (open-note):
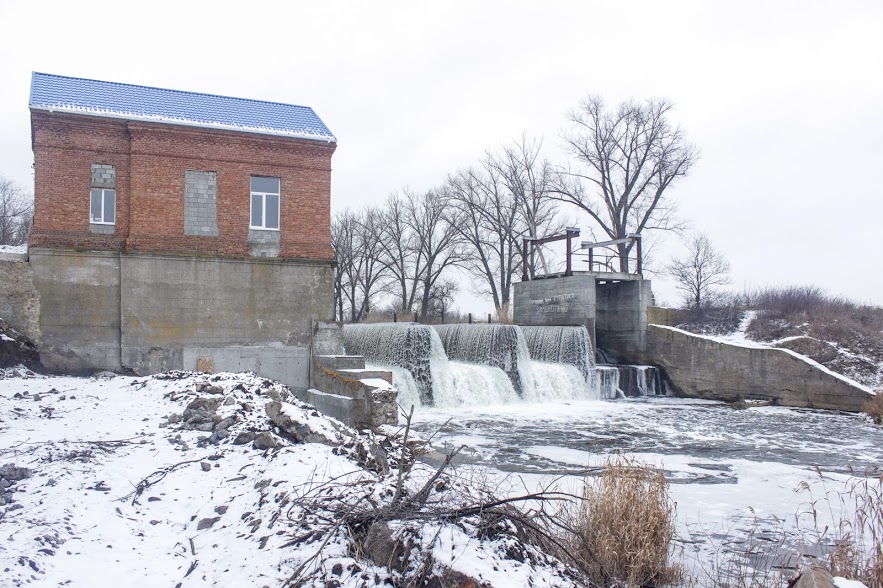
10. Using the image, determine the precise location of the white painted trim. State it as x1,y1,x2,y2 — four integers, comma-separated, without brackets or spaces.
89,188,116,225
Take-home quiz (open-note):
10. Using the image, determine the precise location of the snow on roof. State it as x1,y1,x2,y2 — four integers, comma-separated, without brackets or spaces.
29,72,336,143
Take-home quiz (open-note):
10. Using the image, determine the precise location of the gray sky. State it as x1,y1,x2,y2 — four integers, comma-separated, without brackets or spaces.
2,0,881,309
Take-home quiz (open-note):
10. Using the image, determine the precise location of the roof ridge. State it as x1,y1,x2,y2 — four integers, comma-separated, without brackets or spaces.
31,72,316,112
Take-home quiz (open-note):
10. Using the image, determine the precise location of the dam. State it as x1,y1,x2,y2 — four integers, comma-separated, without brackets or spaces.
341,322,664,409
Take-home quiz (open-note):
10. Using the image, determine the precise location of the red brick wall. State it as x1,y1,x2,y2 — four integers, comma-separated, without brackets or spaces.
30,112,335,260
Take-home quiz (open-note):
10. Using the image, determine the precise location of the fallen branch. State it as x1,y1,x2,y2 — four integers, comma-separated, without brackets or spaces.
118,458,207,505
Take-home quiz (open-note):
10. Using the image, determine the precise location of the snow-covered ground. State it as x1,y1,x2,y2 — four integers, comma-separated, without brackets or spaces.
0,371,577,587
2,370,876,586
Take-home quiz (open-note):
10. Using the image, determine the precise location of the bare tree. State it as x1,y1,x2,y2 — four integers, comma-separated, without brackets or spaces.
443,137,562,311
376,190,463,320
555,97,698,272
425,279,458,323
668,233,730,309
0,176,33,245
410,189,464,320
331,207,387,322
443,165,520,311
376,191,423,315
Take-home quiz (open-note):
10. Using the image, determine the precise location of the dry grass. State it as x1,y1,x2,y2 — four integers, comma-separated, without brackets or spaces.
865,394,883,425
826,472,883,587
558,455,683,587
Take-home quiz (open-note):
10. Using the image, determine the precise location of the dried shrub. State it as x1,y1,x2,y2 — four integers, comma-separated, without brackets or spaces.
866,395,883,426
827,472,883,587
560,455,682,587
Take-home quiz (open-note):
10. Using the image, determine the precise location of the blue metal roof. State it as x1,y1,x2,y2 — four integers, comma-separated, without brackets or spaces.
29,72,336,143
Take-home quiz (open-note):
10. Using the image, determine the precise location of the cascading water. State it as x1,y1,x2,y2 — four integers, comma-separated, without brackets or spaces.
590,365,624,399
617,365,665,397
521,325,595,380
433,324,534,398
342,323,521,410
341,323,442,405
342,322,663,407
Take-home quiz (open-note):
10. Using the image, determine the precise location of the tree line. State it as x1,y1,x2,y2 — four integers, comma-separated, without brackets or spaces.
332,96,700,322
0,176,32,246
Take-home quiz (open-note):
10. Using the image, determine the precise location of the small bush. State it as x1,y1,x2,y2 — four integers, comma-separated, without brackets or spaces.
559,455,682,587
865,394,883,425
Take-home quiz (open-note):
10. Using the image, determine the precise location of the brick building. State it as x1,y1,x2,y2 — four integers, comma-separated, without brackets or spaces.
28,72,337,386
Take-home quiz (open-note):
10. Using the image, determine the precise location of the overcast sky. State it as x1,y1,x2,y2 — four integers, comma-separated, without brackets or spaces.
2,0,881,309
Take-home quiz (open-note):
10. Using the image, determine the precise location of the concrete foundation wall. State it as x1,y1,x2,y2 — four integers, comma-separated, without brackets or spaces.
29,249,122,372
0,257,41,345
183,345,311,390
644,325,873,411
119,253,333,376
513,276,597,345
595,280,652,360
29,248,333,380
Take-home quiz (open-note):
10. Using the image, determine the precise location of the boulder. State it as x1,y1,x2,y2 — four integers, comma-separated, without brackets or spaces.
265,400,340,445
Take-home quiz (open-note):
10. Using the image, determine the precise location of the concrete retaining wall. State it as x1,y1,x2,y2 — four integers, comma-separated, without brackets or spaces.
119,252,332,379
646,306,680,328
308,355,398,429
644,324,874,411
30,249,122,372
595,280,652,359
0,257,41,345
28,248,333,383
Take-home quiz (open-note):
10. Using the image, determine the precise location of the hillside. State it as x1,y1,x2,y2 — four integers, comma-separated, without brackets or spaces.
670,287,883,392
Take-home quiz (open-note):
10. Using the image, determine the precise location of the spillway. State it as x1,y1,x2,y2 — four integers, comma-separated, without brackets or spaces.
341,322,666,408
433,324,533,397
341,323,442,405
521,325,594,380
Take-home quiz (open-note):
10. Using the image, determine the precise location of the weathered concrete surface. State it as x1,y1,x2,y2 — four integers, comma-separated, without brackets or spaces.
310,355,398,428
0,258,41,345
29,249,122,372
119,252,333,377
513,275,596,344
595,279,652,359
644,325,874,411
183,345,311,390
28,248,333,378
312,321,344,356
646,306,680,328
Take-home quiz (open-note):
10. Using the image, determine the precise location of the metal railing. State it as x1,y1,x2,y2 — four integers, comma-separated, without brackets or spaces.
522,231,643,280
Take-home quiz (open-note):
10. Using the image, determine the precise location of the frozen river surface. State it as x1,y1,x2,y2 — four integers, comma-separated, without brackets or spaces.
411,397,883,480
411,397,883,578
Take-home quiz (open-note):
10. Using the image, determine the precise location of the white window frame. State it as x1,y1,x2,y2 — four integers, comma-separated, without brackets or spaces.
249,177,281,231
90,188,116,225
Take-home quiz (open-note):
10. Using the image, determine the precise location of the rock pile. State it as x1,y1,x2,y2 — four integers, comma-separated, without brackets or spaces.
0,463,31,509
0,318,39,372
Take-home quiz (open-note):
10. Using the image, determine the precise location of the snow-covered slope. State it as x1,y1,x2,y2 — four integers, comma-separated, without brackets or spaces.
0,371,576,587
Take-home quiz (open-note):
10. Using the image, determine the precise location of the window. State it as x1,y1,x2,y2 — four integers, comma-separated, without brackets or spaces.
250,176,280,230
90,188,116,224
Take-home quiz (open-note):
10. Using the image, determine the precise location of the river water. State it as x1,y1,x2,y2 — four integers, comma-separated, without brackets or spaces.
410,397,883,579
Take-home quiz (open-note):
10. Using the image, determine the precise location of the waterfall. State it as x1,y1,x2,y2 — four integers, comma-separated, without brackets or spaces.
433,324,534,398
521,325,595,380
342,322,663,407
590,365,624,399
342,323,445,405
